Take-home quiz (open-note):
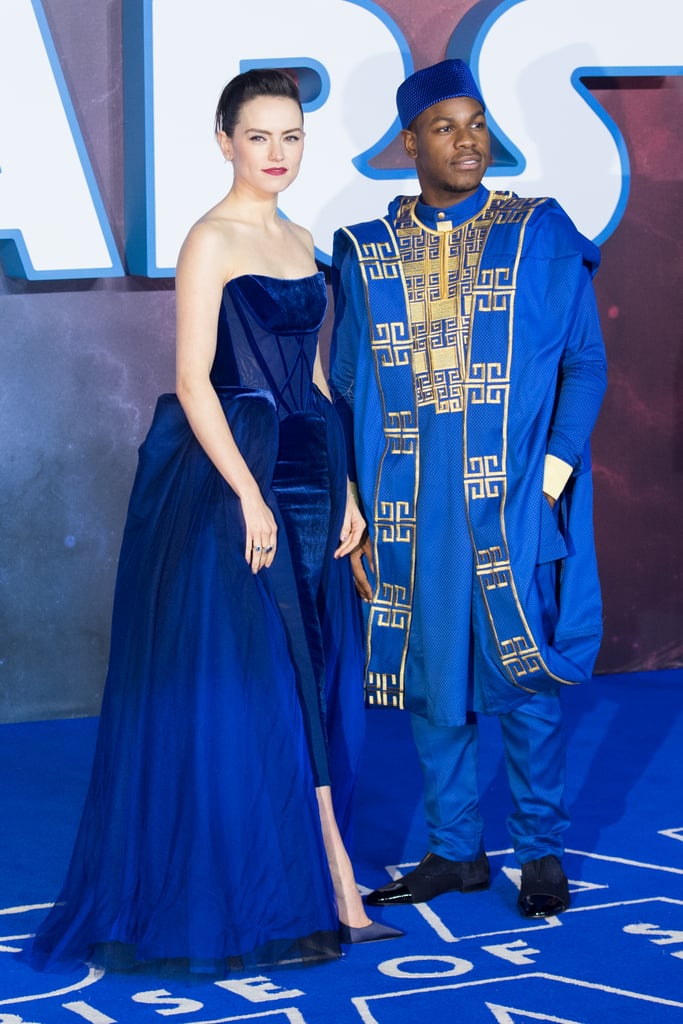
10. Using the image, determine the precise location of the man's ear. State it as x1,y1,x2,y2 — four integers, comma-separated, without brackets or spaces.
401,128,417,161
216,130,233,161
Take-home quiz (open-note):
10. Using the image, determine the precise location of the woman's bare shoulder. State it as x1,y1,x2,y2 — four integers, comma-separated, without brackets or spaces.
285,219,315,254
177,205,239,280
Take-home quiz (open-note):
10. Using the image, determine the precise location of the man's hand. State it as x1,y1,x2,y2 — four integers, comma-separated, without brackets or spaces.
350,529,374,602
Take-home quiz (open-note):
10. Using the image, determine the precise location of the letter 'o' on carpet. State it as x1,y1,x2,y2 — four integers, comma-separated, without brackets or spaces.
1,669,682,1022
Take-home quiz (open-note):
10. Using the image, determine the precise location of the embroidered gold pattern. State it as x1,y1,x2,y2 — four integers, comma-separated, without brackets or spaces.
475,267,514,312
500,636,544,678
465,454,505,500
366,672,403,707
468,361,507,404
374,581,411,629
372,321,411,368
377,500,414,544
392,196,514,416
385,410,417,454
476,546,512,590
359,241,401,279
346,193,560,704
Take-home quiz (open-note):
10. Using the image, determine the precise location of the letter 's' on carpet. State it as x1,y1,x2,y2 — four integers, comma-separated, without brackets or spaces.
1,669,682,1022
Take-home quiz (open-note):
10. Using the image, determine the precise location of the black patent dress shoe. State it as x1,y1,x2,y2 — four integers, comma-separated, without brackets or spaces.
364,851,490,906
518,854,570,917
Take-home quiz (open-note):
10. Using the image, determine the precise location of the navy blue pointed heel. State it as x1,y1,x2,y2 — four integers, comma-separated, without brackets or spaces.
338,920,404,943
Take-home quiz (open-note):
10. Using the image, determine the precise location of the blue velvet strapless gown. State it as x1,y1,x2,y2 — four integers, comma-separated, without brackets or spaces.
26,273,365,974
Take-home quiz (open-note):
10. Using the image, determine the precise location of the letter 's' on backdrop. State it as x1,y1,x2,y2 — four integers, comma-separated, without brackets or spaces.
0,0,681,721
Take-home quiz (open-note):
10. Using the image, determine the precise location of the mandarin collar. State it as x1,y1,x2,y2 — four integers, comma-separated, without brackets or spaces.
414,185,490,231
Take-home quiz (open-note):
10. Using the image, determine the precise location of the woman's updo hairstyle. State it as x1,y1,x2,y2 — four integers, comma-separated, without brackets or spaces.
214,68,303,137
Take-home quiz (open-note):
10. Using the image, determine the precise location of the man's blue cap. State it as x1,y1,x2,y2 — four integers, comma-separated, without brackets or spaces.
396,59,485,130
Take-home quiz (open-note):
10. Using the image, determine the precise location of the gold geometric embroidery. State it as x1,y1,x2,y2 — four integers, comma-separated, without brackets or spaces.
500,635,543,677
465,455,505,500
396,201,504,415
430,347,460,371
372,321,411,368
386,410,417,454
495,204,543,225
476,546,511,590
410,299,427,323
475,266,514,312
366,672,403,707
468,362,508,405
433,375,465,413
374,581,410,629
412,350,428,375
377,500,414,542
359,241,400,279
430,298,456,321
361,194,554,697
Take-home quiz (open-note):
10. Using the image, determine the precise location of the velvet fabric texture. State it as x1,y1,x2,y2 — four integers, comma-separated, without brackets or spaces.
395,58,485,129
26,274,365,974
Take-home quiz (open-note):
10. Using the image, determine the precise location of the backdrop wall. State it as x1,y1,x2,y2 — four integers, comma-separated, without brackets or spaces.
1,0,681,723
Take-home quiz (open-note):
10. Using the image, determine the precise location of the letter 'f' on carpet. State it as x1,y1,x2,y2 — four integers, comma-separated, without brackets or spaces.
1,669,682,1022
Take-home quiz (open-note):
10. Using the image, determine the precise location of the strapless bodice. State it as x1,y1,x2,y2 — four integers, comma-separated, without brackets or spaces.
225,273,327,334
210,273,328,418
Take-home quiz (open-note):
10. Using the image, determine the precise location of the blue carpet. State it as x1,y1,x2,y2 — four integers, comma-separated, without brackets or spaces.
1,669,683,1022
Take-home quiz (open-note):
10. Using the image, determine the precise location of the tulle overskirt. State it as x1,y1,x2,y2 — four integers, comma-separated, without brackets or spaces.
27,388,352,974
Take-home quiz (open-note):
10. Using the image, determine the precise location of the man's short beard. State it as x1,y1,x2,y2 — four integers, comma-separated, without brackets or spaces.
439,180,477,195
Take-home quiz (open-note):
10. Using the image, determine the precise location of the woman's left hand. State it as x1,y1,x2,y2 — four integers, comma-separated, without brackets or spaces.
334,487,366,559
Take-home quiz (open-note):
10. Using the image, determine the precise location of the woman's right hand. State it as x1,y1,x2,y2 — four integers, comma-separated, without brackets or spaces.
240,488,278,574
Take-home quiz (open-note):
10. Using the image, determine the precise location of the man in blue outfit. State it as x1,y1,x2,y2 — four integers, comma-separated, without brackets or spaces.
329,59,607,916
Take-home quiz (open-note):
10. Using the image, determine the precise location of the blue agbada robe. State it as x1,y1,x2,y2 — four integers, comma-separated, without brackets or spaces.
330,187,607,725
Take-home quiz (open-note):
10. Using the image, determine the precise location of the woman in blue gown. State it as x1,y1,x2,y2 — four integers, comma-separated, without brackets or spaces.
26,68,400,976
